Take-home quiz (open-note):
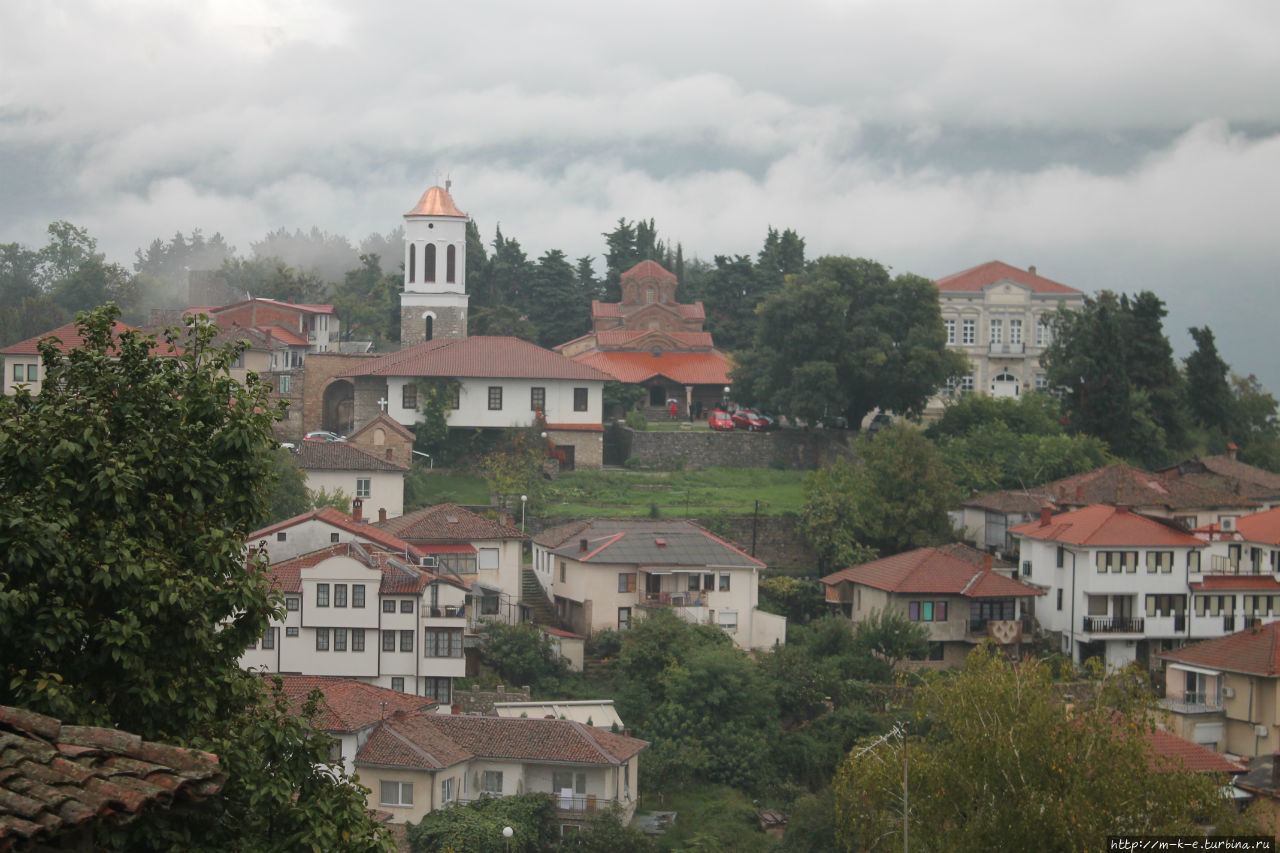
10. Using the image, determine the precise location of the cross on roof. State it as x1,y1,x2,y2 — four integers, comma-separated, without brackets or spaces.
378,397,389,412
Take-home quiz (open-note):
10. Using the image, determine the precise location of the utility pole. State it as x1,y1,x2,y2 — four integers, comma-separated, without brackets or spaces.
751,499,760,556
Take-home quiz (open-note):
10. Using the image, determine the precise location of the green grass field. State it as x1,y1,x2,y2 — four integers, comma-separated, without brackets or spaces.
538,467,805,520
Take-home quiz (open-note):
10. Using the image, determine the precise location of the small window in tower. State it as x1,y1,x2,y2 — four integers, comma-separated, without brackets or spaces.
425,315,433,341
446,245,456,283
425,244,437,282
408,244,416,283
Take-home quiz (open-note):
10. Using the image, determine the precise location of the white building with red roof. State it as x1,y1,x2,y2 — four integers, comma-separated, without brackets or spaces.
241,541,471,705
933,260,1085,408
293,439,410,519
354,710,647,826
249,505,425,565
821,543,1045,667
1,319,180,395
1010,504,1242,670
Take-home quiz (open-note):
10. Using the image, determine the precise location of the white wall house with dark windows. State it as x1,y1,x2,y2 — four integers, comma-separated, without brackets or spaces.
293,440,409,520
240,542,469,705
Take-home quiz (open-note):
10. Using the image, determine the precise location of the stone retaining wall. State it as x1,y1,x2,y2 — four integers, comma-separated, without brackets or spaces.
620,426,855,471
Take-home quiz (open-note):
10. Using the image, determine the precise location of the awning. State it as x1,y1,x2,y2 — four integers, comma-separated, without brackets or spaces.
422,544,477,554
1168,663,1224,677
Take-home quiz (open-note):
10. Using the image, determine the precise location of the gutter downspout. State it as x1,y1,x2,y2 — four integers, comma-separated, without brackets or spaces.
1251,678,1259,756
1070,548,1078,663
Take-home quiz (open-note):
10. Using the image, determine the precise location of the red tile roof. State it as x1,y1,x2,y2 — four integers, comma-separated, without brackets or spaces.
259,324,309,347
593,330,716,349
820,543,1042,598
544,422,604,432
535,518,764,568
355,712,647,770
375,503,525,542
250,506,424,558
1045,464,1256,512
348,412,416,443
935,260,1083,295
1189,576,1280,592
260,542,464,596
621,260,677,282
1147,728,1245,775
339,336,611,381
294,441,410,472
0,320,182,357
1157,621,1280,676
405,185,467,218
272,676,436,732
590,300,707,321
573,350,731,385
1166,455,1280,495
963,489,1056,514
0,705,224,847
1010,504,1205,547
543,627,586,640
1236,507,1280,546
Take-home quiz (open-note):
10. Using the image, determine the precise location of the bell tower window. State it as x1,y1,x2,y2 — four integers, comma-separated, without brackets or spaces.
425,244,437,282
446,245,456,283
408,245,416,283
425,315,434,341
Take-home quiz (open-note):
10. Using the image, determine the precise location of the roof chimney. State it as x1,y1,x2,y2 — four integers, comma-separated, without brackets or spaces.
1115,504,1129,514
351,498,363,523
983,553,993,571
378,507,387,523
1228,443,1239,461
1040,506,1053,526
579,538,589,553
1028,265,1037,275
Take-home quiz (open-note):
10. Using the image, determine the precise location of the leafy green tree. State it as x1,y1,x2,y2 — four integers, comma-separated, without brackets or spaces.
758,574,826,626
409,378,461,459
602,217,641,302
834,647,1256,852
477,423,548,510
575,255,603,301
266,447,311,522
406,794,559,853
526,248,589,348
1229,373,1280,470
331,253,401,348
309,486,352,513
558,804,655,852
798,458,878,573
216,256,326,304
851,608,929,672
611,609,731,731
478,621,570,692
925,392,1066,440
732,257,968,427
855,423,959,553
935,421,1114,493
0,307,389,851
133,229,235,288
1185,325,1234,435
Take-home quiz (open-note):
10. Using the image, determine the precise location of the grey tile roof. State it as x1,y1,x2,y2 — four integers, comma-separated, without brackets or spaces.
540,519,763,568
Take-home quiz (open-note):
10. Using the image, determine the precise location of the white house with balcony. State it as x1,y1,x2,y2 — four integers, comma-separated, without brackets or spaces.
1010,504,1280,671
240,541,471,705
531,518,786,650
354,711,646,827
931,260,1084,409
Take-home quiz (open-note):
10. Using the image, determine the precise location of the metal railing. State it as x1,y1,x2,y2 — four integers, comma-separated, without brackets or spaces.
640,591,707,608
1081,615,1145,633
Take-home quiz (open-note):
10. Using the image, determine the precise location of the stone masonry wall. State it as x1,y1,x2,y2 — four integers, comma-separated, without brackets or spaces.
400,304,467,347
622,426,855,471
299,353,380,436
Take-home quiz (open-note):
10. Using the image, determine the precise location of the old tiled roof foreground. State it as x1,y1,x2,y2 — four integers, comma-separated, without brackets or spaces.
0,706,224,849
1157,621,1280,677
273,676,437,733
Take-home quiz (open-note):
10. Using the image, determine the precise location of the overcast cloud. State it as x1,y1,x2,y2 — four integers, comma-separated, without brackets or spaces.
3,0,1279,387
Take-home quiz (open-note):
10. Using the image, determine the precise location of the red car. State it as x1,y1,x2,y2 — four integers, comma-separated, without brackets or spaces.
708,409,734,431
731,409,775,431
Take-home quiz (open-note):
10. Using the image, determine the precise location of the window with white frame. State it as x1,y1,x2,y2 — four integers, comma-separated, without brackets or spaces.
961,319,976,345
1036,319,1052,347
482,771,503,794
356,479,371,499
380,781,413,807
718,610,738,631
478,548,499,570
718,573,731,592
944,319,956,345
441,777,455,804
1009,319,1022,345
960,376,975,393
279,374,291,393
989,319,1003,344
1033,375,1049,390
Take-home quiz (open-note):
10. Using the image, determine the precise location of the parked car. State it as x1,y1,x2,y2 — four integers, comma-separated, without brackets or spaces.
731,409,776,431
708,409,734,431
304,431,347,442
865,413,892,434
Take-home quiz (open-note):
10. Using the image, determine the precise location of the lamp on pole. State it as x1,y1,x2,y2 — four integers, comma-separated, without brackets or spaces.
502,825,514,852
520,494,527,533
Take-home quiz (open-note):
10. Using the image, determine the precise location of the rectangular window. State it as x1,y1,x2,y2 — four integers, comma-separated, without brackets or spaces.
1189,551,1201,573
922,601,934,621
1036,320,1052,347
424,677,451,703
488,386,503,410
400,630,414,652
424,628,464,657
380,781,413,807
483,771,503,793
261,628,276,650
278,374,291,394
382,630,396,652
383,599,396,613
334,628,347,651
1146,552,1174,574
334,584,347,607
478,548,499,571
574,387,589,412
618,572,636,593
356,479,371,499
560,561,566,583
704,573,715,591
286,596,300,611
450,386,460,409
277,531,287,542
352,585,365,608
286,626,299,637
480,595,500,615
552,771,587,795
1034,375,1049,390
935,601,947,622
12,364,22,381
316,584,329,607
400,599,414,614
391,677,405,692
315,628,329,651
961,319,976,345
718,610,738,631
352,628,365,651
719,573,731,592
531,387,546,413
688,574,701,591
1009,319,1022,345
989,319,1003,344
960,376,975,393
909,601,920,621
1056,589,1063,611
1056,546,1065,569
441,777,454,804
402,384,417,410
945,319,956,345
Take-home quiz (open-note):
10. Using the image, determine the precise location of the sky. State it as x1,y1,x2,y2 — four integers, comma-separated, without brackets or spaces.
3,1,1279,388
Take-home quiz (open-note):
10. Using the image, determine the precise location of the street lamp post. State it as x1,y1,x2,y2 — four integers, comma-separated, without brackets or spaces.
502,825,514,852
520,494,527,533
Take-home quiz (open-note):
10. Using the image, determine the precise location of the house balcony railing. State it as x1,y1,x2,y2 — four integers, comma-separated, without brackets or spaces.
989,342,1025,355
1159,691,1224,715
639,591,708,608
1223,614,1237,632
455,793,609,818
1081,615,1145,634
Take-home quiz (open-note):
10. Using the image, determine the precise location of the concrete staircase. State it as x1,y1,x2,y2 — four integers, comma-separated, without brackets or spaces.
519,568,559,628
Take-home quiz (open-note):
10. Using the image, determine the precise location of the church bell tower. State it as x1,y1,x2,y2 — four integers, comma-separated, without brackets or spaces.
400,181,469,345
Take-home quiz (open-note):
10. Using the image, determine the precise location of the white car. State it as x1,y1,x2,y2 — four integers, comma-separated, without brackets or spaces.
304,431,347,442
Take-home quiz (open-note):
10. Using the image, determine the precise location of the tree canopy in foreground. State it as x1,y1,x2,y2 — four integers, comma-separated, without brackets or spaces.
0,307,388,851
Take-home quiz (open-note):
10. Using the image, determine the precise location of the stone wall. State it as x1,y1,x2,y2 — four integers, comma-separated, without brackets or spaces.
547,428,604,471
400,303,467,346
300,352,380,436
706,515,815,570
621,426,855,471
452,683,532,715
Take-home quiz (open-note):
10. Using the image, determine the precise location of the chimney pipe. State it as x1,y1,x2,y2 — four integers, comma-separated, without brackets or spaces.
983,553,993,571
1040,506,1052,526
1028,265,1037,275
1228,443,1239,461
351,498,363,523
579,538,588,553
378,507,387,523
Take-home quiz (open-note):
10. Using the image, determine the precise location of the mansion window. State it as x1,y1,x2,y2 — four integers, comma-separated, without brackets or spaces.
1244,595,1280,616
315,628,329,651
945,319,956,345
382,630,396,651
1036,319,1052,347
488,386,503,410
1096,551,1138,573
1033,375,1049,390
334,584,347,607
531,387,546,413
352,584,366,608
989,319,1003,344
285,596,299,611
279,374,291,393
961,319,976,345
356,479,371,499
618,572,637,593
483,770,504,794
352,628,365,651
1189,551,1202,573
391,677,404,692
425,628,464,658
316,583,329,606
1194,595,1236,617
960,376,975,393
403,384,417,410
383,599,396,613
908,601,948,622
334,628,347,651
1009,319,1022,345
574,387,589,412
972,599,1015,621
261,628,276,650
